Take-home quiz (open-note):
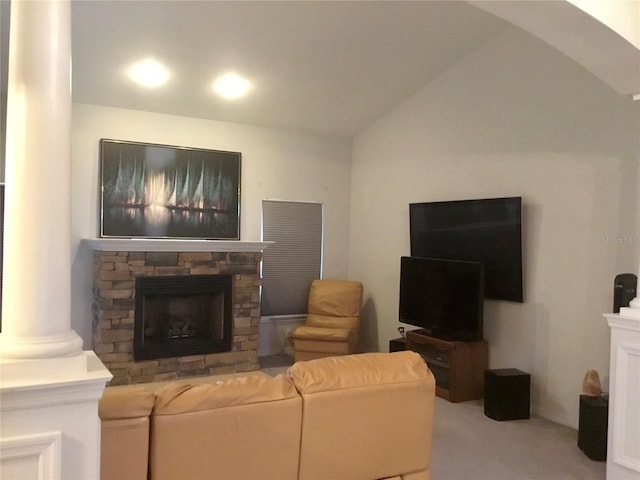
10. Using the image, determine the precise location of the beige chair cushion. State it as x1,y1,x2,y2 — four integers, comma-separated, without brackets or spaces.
294,338,354,355
150,374,302,480
307,279,363,316
288,351,435,480
294,350,349,362
293,325,354,342
306,313,359,330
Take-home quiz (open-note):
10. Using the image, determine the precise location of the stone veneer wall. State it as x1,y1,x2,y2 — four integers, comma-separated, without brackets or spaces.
92,250,262,385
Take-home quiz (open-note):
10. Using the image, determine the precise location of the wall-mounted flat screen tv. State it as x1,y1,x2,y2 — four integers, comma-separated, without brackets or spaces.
410,196,523,302
399,256,484,341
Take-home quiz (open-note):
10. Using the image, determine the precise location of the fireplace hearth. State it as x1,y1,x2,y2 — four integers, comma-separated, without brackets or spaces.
134,274,233,361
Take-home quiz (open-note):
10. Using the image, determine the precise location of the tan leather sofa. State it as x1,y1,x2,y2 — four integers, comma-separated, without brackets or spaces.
99,351,436,480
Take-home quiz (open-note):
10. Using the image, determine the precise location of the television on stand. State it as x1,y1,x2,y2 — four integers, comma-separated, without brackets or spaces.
399,256,484,342
409,196,523,303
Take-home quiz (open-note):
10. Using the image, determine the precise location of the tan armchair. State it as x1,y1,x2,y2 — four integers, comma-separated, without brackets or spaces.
291,279,364,362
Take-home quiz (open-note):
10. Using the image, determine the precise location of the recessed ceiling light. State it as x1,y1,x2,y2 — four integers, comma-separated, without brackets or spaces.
127,59,170,88
212,73,251,100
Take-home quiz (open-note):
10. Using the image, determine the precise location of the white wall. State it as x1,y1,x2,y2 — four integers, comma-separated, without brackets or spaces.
568,0,640,49
350,26,640,428
70,104,352,346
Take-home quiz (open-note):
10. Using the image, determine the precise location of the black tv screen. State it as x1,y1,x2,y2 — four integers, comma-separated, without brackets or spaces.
410,197,523,302
399,256,484,341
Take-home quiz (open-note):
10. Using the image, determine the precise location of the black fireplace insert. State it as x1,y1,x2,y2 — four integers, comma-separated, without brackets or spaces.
133,274,233,361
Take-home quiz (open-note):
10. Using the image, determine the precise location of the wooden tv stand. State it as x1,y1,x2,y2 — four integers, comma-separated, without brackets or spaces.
406,330,488,403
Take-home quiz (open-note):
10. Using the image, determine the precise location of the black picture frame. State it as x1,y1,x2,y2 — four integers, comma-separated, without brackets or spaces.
100,139,241,239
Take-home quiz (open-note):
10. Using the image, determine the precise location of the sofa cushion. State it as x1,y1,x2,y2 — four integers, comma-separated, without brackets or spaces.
150,374,302,480
288,350,432,393
153,372,298,414
288,351,435,480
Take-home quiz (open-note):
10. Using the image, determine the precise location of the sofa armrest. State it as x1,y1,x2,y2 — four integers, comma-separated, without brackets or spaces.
99,387,155,480
99,386,155,420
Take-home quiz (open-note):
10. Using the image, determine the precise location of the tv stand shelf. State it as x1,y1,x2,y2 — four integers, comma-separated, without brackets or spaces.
406,330,488,403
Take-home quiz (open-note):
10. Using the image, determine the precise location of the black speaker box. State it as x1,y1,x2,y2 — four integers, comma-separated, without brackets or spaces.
484,369,530,421
389,337,406,352
578,395,608,461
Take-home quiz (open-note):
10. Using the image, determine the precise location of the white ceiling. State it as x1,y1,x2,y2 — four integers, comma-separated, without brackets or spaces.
71,1,507,137
69,1,640,138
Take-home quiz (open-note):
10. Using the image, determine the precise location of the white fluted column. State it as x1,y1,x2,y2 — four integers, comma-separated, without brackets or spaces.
0,6,111,479
0,0,82,358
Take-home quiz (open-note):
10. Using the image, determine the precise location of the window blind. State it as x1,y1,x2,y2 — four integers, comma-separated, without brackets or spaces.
261,200,323,316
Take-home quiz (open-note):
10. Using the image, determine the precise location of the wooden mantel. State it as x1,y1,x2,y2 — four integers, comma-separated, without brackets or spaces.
83,238,273,253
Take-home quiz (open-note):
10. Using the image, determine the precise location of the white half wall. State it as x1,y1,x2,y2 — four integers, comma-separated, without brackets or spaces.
350,25,640,428
71,104,352,347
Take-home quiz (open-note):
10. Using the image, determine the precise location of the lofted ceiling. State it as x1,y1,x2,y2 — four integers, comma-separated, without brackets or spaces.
71,1,508,137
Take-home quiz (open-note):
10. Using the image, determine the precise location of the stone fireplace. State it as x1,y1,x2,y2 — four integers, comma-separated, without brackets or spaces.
87,239,270,385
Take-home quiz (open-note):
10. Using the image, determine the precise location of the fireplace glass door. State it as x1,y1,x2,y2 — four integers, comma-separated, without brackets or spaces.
134,274,233,361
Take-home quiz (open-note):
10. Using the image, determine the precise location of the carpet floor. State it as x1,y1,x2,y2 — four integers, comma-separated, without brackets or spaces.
259,353,605,480
431,397,605,480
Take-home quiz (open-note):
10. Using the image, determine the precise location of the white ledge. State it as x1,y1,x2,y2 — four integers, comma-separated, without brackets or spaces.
83,238,273,253
604,312,640,332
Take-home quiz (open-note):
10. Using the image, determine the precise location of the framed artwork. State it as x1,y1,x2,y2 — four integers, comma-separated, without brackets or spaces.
100,139,241,239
